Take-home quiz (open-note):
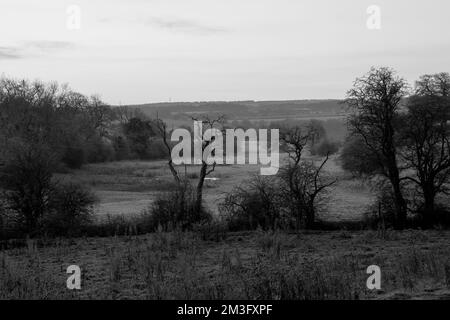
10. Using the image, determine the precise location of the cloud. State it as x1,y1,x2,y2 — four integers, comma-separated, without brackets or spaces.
25,41,75,50
0,47,21,60
0,41,75,59
144,17,228,35
99,15,229,35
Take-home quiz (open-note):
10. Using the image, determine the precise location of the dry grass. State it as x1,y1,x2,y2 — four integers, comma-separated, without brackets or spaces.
1,230,449,300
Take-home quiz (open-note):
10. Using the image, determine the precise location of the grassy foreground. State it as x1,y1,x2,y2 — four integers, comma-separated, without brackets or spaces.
1,229,449,300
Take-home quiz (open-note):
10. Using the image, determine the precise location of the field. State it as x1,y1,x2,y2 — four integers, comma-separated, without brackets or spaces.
58,153,372,222
1,155,449,299
1,229,449,299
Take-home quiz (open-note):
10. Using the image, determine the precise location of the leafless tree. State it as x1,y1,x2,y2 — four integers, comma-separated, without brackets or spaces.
115,105,147,124
280,125,312,165
401,73,450,223
191,115,225,213
415,72,450,97
279,125,336,229
280,153,336,229
345,67,409,229
154,117,181,185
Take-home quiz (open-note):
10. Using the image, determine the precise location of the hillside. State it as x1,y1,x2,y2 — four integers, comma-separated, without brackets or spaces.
126,99,346,122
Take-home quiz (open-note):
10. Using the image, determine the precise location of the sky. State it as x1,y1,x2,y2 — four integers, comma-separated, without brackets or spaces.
1,0,450,104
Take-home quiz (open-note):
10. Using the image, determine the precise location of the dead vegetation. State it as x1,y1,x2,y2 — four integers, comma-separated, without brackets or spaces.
1,230,449,299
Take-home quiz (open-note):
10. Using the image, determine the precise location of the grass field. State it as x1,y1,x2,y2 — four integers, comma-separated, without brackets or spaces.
2,154,449,300
1,229,449,299
59,153,373,223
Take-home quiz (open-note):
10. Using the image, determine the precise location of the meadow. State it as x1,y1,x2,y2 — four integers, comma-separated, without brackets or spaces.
61,153,372,222
1,229,449,299
1,155,449,300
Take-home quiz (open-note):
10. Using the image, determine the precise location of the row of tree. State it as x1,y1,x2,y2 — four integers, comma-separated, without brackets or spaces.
345,68,450,229
0,77,164,236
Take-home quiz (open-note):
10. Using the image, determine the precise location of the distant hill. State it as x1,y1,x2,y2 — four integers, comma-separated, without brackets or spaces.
125,99,346,122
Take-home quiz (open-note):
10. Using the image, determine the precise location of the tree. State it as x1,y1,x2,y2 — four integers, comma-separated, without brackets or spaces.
345,67,408,229
280,125,336,229
155,115,224,214
154,117,182,185
401,73,450,224
191,115,225,214
415,73,450,97
340,135,381,177
0,140,57,233
0,77,113,169
123,117,155,158
280,125,311,166
280,154,336,229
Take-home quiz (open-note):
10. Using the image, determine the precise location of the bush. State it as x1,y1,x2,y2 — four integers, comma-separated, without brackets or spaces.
144,182,212,231
43,182,98,236
220,175,282,231
85,138,115,163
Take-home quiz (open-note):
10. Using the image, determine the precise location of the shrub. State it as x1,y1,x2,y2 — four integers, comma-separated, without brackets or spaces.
43,182,98,236
85,138,115,163
144,182,212,231
220,175,282,231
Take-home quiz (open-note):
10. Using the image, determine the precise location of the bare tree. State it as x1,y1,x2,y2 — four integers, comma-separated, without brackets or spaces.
280,125,312,165
115,105,147,124
415,72,450,97
154,117,181,185
401,73,450,223
280,153,336,229
154,115,225,213
191,115,225,213
345,67,408,229
280,125,336,229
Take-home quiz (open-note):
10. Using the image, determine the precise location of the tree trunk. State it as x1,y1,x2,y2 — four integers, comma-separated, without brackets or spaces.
390,174,407,229
422,186,436,226
305,202,315,229
387,152,407,230
196,162,207,213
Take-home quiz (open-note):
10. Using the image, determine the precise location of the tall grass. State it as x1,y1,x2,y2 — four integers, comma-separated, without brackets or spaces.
1,230,449,299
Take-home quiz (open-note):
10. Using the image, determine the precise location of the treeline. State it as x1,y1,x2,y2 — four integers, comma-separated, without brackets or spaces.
151,68,450,233
0,77,166,238
0,77,167,170
341,68,450,229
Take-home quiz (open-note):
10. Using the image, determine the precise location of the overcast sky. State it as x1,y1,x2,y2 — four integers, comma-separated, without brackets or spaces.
1,0,450,104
